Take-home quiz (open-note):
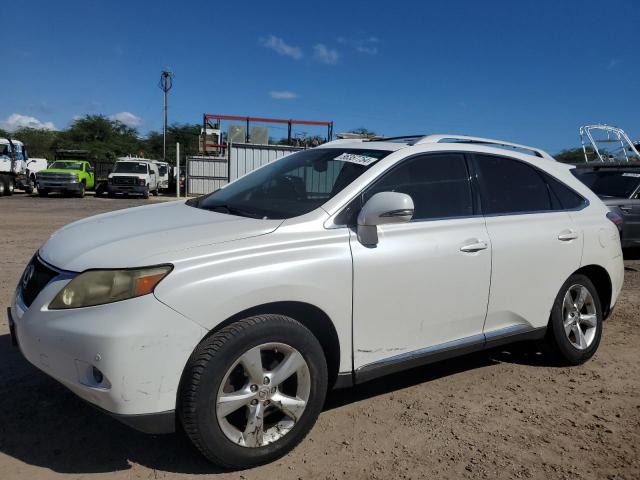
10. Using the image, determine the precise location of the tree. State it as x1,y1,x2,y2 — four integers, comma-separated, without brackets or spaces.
555,147,590,164
348,127,377,137
145,123,201,163
11,127,58,159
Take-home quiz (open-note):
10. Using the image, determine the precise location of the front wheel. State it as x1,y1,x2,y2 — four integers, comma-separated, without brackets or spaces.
545,274,603,365
4,176,14,196
142,186,149,199
179,315,328,469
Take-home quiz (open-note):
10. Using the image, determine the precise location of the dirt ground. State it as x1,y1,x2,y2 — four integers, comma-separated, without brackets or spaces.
0,193,638,480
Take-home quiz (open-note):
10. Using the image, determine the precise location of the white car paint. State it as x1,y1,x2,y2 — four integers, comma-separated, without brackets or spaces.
10,135,624,424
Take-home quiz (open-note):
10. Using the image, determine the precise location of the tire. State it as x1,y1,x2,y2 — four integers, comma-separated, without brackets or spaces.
179,314,328,469
38,188,48,197
153,187,159,196
77,182,86,198
0,180,5,196
142,187,149,199
5,176,14,196
545,274,603,365
25,185,34,194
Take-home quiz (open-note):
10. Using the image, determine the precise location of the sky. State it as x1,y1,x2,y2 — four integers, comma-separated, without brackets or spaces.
2,0,639,154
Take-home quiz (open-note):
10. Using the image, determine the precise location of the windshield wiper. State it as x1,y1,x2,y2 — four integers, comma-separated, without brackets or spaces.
201,203,266,219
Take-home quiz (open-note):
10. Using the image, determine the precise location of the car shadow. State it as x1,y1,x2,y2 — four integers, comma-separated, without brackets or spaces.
623,247,640,261
0,334,553,475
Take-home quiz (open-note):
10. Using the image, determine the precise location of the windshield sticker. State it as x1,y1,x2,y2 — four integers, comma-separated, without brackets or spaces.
622,173,640,178
334,152,380,166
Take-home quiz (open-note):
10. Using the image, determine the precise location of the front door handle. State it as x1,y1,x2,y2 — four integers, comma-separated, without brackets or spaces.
619,206,632,213
460,240,488,253
557,230,579,241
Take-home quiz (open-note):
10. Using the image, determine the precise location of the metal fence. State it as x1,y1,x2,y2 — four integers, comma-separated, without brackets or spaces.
186,143,303,196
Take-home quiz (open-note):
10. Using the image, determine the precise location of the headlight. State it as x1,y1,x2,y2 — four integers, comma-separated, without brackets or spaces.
49,265,172,309
72,173,79,181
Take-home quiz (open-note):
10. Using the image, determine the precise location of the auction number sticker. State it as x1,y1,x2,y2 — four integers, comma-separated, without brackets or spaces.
334,152,380,166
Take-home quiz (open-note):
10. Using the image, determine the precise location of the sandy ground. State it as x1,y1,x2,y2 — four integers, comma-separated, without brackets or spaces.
0,193,638,480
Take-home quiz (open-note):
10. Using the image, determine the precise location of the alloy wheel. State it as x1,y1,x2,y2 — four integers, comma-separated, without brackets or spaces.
562,284,598,350
216,342,311,448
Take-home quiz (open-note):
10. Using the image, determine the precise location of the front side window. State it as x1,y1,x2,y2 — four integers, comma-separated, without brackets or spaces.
473,154,552,214
363,153,474,221
192,148,392,219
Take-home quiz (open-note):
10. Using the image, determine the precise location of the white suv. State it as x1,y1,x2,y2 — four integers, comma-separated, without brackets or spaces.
8,135,624,468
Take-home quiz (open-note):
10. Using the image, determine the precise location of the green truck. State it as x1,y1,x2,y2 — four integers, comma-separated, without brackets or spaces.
36,150,96,197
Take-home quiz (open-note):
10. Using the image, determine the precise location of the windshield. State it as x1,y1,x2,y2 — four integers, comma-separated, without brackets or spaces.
113,162,149,174
572,170,640,198
191,148,392,219
50,161,83,170
158,165,168,175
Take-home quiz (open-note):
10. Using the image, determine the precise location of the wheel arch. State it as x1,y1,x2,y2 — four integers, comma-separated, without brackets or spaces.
573,264,613,319
182,301,342,391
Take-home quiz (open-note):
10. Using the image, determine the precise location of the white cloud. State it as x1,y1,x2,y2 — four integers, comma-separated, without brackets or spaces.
0,113,56,131
607,58,620,70
356,45,378,55
260,35,303,60
339,36,380,56
313,44,339,64
109,111,142,127
270,90,298,100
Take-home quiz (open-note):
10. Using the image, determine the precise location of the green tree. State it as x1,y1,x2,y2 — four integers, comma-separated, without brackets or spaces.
555,147,591,164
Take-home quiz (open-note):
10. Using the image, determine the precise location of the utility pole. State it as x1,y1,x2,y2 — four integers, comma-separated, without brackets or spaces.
158,69,174,162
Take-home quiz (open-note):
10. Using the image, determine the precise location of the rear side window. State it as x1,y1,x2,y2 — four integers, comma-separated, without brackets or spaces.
364,153,473,221
544,174,587,210
473,154,552,214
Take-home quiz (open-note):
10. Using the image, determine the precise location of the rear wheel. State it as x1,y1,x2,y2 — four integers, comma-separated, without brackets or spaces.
179,315,328,468
545,274,602,365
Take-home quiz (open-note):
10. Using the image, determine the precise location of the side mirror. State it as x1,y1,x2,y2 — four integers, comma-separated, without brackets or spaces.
356,192,414,245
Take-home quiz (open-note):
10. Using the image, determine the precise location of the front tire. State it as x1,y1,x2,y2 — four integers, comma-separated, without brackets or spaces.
179,315,328,469
142,186,149,199
77,182,86,198
545,274,603,365
4,176,14,196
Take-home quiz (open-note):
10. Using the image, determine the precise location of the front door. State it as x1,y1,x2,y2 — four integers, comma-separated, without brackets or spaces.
350,152,491,374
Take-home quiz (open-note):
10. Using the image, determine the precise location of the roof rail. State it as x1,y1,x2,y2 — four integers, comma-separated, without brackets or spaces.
414,134,555,160
369,135,428,143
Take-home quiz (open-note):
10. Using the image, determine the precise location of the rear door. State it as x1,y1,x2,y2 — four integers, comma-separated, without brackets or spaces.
472,154,584,334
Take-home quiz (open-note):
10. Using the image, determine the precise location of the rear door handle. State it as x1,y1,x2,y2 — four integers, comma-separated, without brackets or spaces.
460,241,488,253
619,206,632,213
557,230,579,241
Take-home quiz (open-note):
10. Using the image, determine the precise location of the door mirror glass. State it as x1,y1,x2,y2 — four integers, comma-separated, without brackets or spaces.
357,192,414,245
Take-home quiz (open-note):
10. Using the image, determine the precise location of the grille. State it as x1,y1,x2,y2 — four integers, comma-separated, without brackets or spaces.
21,256,59,307
39,173,76,181
113,176,138,185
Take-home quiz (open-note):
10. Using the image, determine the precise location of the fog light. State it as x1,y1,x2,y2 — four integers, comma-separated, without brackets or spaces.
92,366,104,384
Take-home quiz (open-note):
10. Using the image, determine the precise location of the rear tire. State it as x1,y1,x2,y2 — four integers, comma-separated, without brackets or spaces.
179,314,328,469
545,274,603,365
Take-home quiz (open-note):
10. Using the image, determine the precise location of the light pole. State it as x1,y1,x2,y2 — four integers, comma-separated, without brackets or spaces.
158,69,174,162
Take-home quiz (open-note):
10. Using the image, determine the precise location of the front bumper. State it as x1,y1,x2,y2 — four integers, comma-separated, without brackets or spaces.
108,184,147,194
9,276,207,431
38,179,82,191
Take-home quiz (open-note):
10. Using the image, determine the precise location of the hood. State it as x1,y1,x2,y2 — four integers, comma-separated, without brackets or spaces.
39,201,283,271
